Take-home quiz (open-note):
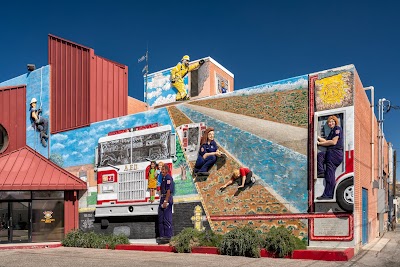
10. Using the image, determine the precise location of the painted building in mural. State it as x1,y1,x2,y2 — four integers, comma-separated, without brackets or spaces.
146,57,234,108
0,35,394,254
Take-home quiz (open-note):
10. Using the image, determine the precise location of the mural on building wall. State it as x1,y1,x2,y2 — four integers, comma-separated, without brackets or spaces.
169,74,309,236
313,68,355,214
29,97,49,147
315,71,354,111
53,72,309,237
146,57,210,108
0,66,50,157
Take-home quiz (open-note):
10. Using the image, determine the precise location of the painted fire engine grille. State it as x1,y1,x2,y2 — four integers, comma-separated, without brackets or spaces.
118,171,146,201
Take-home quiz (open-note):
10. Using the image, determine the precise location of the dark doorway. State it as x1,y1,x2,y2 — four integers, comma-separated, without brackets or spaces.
0,201,31,243
190,69,199,97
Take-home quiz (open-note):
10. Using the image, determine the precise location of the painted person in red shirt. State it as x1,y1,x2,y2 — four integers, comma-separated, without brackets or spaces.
220,167,256,190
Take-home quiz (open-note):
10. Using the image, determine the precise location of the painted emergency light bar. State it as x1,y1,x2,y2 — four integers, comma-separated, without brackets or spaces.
95,123,176,217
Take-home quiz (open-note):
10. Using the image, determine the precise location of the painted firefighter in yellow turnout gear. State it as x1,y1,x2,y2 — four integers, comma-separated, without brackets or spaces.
171,55,205,101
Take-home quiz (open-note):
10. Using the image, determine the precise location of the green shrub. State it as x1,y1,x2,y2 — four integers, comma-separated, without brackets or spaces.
293,236,307,250
219,226,262,258
61,230,129,249
198,230,223,247
104,234,130,249
170,228,200,253
263,226,304,257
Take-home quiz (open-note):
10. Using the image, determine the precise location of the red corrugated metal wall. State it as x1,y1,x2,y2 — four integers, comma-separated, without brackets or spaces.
48,34,128,133
0,85,26,154
48,35,91,134
90,55,128,123
64,190,79,234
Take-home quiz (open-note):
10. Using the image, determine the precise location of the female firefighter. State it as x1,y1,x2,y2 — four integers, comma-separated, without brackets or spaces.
316,115,344,200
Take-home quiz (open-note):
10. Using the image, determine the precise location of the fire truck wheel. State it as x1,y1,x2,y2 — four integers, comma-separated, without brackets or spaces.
336,178,354,212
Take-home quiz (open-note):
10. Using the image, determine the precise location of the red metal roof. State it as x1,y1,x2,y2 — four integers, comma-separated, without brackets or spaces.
0,146,86,190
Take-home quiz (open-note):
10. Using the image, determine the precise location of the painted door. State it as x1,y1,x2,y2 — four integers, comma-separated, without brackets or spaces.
362,188,368,244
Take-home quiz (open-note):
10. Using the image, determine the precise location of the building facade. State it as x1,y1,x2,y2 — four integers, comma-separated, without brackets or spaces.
0,35,394,255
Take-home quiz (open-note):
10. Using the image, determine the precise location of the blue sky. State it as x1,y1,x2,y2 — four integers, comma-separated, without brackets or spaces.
1,1,399,175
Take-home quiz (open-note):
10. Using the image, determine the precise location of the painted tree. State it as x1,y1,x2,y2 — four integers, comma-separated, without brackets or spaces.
50,153,64,167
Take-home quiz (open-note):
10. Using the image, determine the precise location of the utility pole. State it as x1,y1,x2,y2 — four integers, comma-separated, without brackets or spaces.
378,98,391,222
138,46,149,108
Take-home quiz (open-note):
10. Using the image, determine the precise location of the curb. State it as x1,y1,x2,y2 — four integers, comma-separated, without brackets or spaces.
292,248,354,261
116,244,175,252
115,244,354,261
0,243,62,250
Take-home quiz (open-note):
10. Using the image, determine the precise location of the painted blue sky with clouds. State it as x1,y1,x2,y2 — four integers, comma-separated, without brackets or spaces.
51,108,172,167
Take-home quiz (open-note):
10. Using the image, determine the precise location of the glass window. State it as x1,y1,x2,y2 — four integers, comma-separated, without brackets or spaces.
32,191,64,199
32,200,64,242
130,130,171,162
99,137,131,167
0,191,31,200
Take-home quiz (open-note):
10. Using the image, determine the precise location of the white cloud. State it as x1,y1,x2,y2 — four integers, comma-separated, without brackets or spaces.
51,133,68,141
52,143,65,150
147,87,163,99
148,73,170,88
67,139,77,145
71,151,79,155
147,73,173,101
153,94,176,106
63,154,69,160
116,116,131,127
78,138,95,146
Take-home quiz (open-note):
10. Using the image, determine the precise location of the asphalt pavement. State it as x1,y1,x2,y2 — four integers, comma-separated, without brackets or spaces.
0,224,399,267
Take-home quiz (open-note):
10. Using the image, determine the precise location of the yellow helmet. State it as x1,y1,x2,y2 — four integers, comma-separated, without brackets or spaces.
182,55,190,61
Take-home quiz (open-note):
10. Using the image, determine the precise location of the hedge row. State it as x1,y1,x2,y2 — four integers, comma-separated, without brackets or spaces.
171,226,307,258
62,230,130,249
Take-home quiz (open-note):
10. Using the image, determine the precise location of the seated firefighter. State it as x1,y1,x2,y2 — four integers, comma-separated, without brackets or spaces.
29,98,49,147
193,127,221,176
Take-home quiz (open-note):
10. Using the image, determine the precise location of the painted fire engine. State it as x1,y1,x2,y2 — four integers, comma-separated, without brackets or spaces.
314,106,354,212
94,123,176,217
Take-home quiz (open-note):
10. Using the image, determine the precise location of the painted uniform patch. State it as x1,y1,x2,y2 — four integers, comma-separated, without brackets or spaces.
167,180,171,184
335,130,340,134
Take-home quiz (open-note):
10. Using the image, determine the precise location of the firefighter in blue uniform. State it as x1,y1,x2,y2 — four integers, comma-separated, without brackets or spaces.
316,115,344,200
194,127,221,176
157,165,174,244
